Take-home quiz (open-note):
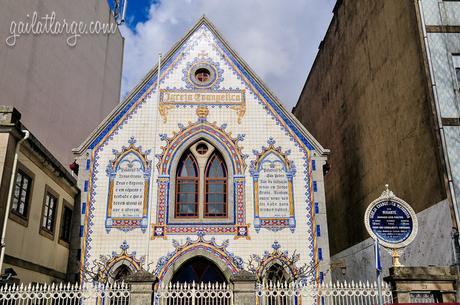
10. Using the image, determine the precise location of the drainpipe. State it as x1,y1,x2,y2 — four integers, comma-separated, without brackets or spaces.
0,130,29,273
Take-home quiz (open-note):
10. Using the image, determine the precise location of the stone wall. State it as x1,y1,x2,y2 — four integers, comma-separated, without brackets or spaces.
293,0,446,256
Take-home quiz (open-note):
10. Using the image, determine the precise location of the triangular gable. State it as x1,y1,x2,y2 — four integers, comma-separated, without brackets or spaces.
73,16,329,156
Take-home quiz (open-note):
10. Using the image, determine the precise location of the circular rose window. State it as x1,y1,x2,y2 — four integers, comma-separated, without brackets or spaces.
189,63,217,88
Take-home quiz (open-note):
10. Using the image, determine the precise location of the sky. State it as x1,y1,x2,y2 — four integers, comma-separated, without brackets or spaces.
116,0,335,110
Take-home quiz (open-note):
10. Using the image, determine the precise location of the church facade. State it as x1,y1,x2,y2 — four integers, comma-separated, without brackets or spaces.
73,17,330,285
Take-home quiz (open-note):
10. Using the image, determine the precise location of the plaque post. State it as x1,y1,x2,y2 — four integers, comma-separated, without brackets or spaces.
365,184,418,303
391,249,403,267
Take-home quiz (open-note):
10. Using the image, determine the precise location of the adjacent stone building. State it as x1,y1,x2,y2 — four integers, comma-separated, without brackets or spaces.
0,106,79,283
0,0,124,165
293,0,460,282
73,17,330,286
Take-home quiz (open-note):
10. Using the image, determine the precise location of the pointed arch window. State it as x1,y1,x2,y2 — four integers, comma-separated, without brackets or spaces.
176,151,199,217
205,153,227,217
264,263,290,283
174,141,230,220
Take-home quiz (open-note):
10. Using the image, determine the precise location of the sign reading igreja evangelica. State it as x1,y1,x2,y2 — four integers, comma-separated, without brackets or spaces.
364,185,418,249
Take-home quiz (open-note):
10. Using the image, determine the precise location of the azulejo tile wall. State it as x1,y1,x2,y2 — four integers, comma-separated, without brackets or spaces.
74,17,330,285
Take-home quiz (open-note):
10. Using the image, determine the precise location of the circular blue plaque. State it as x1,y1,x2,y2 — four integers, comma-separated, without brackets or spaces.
365,188,418,249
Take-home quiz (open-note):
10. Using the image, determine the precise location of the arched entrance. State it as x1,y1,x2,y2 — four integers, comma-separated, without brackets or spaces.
112,264,132,282
171,256,227,284
156,254,233,304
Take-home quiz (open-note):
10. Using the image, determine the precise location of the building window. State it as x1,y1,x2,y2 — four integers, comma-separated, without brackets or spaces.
11,168,32,220
174,141,229,221
452,54,460,90
40,187,59,239
59,203,73,244
264,263,291,283
175,152,199,217
195,68,210,83
205,153,227,217
189,63,217,88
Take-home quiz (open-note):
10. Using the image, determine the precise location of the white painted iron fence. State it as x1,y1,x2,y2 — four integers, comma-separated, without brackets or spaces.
155,282,233,305
0,282,130,305
257,281,393,305
155,281,391,305
0,280,392,305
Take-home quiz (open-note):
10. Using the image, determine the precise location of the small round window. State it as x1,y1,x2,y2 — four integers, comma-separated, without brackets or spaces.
189,63,217,88
195,68,210,83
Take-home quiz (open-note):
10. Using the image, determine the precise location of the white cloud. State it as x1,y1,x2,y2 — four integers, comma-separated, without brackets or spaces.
120,0,334,110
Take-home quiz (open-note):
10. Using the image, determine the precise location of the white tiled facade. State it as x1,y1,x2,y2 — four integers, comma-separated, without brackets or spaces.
75,18,330,285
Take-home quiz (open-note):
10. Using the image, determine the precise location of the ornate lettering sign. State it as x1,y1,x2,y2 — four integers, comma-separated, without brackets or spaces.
159,89,246,124
106,137,151,232
250,138,296,232
161,91,243,103
364,185,418,249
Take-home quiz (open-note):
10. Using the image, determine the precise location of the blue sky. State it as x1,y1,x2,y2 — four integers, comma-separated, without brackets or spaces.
108,0,160,27
115,0,335,110
124,0,160,28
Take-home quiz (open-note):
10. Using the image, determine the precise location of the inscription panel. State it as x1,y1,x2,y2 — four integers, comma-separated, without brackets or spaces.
258,159,290,219
106,140,151,233
250,141,296,233
111,154,146,219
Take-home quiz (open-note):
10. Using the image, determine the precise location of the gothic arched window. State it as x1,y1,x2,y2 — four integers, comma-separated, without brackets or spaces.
176,151,199,217
205,153,227,217
264,263,290,284
263,263,293,305
174,141,229,220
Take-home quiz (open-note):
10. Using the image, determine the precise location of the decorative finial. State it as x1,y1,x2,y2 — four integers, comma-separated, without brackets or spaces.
197,229,206,239
380,183,394,199
271,241,281,251
128,136,136,145
120,240,129,251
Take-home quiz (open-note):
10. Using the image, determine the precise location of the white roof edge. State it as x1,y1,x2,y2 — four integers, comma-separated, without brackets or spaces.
73,16,330,157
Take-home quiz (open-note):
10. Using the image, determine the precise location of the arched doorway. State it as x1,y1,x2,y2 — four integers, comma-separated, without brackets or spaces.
110,265,131,305
171,256,227,284
112,264,132,282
